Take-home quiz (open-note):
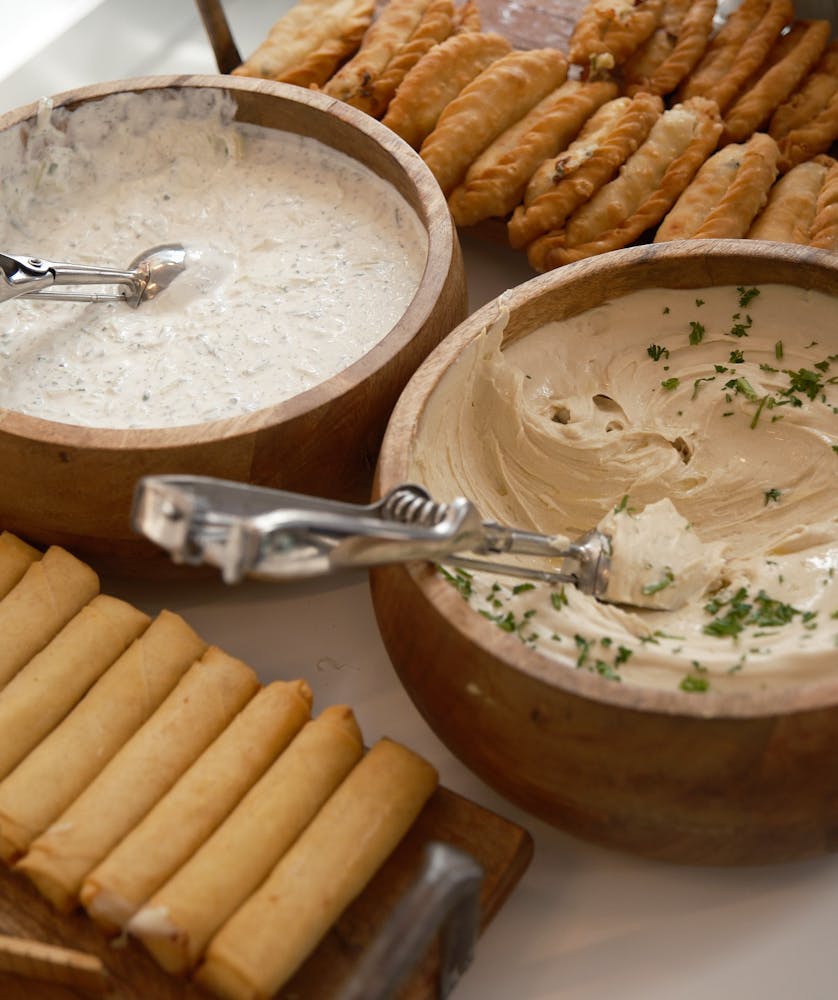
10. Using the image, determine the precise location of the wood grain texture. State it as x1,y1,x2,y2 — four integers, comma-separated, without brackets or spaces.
0,75,467,575
371,240,838,866
0,787,532,998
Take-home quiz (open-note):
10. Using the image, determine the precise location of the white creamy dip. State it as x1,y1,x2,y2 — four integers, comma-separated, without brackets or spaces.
414,284,838,694
0,89,428,428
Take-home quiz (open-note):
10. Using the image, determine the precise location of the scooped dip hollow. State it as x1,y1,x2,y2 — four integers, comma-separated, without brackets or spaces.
0,88,429,428
412,284,838,694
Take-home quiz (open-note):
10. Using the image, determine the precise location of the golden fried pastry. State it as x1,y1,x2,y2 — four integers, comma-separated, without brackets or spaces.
528,96,722,271
232,0,374,88
680,0,794,113
448,78,618,227
656,132,779,241
722,20,831,144
420,47,568,195
568,0,664,69
453,0,481,33
509,92,663,249
776,90,838,172
747,156,832,243
323,0,435,114
362,0,457,117
770,40,838,140
0,533,39,600
809,156,838,250
381,31,512,148
622,0,715,97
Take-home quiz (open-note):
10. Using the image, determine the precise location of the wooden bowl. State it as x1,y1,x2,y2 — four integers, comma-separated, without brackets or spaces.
0,75,466,573
371,240,838,865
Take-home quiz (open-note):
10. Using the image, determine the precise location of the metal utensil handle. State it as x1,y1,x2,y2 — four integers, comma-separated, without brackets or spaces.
0,251,142,305
336,842,483,1000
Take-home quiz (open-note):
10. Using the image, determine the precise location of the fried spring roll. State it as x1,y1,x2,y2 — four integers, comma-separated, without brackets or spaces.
681,0,794,113
568,0,664,69
16,647,259,912
453,0,481,33
0,595,149,782
80,679,313,935
194,739,438,1000
656,133,779,241
770,40,838,140
232,0,375,88
448,78,618,227
0,611,206,865
622,0,716,97
128,705,363,974
0,532,40,599
0,546,99,690
747,157,831,243
381,31,512,149
509,92,662,249
809,157,838,251
420,47,568,195
722,20,831,144
776,89,838,172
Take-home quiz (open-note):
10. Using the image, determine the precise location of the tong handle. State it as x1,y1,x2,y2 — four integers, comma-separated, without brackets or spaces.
0,251,141,305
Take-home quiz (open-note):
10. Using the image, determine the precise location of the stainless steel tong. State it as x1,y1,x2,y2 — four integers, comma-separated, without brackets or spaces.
132,475,611,596
0,244,186,307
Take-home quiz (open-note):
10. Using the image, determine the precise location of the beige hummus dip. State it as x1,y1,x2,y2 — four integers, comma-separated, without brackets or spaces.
412,284,838,694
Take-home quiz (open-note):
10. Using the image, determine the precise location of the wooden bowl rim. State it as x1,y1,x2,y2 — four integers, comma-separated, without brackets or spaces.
0,74,457,447
376,239,838,721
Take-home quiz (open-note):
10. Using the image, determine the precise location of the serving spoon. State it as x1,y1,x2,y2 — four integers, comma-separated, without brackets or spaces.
0,243,187,307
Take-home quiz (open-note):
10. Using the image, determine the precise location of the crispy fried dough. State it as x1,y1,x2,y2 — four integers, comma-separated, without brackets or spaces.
809,156,838,251
568,0,664,68
381,31,511,148
323,0,434,112
722,20,831,144
362,0,456,117
509,92,662,249
681,0,794,113
528,96,722,271
448,79,617,227
419,48,569,195
776,89,838,172
770,40,838,140
747,157,831,243
453,0,481,33
656,132,779,241
622,0,715,97
232,0,375,88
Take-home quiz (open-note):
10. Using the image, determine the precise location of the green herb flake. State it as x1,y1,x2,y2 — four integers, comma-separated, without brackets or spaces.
661,377,680,391
737,286,760,307
647,344,669,361
688,321,705,345
550,587,569,610
729,349,745,364
680,674,710,693
763,487,781,505
692,376,715,399
642,568,675,595
775,340,784,361
512,582,536,595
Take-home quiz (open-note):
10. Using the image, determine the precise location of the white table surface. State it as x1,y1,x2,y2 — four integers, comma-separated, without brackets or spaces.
3,4,838,998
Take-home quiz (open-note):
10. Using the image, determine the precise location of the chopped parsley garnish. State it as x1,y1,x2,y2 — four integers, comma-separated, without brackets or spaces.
512,582,536,594
692,376,715,399
688,321,705,345
775,340,784,361
614,494,631,514
439,566,473,598
728,349,745,364
737,286,760,307
647,344,669,361
680,674,709,693
763,487,781,505
661,377,680,391
550,587,568,610
642,568,675,595
702,587,807,639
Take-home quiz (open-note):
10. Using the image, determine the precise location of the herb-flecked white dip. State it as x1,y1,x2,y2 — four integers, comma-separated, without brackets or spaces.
412,284,838,694
0,89,428,428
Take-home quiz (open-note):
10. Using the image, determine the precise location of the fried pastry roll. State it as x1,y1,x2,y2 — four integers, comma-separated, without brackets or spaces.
770,41,838,140
381,31,511,149
0,546,99,690
0,595,149,782
129,705,364,975
722,20,831,144
509,92,662,249
194,739,438,1000
680,0,794,113
656,132,779,241
0,532,39,599
747,157,831,243
16,647,259,912
81,680,313,935
621,0,716,97
448,78,618,227
0,611,207,864
809,156,838,251
453,0,481,33
528,96,722,271
323,0,435,114
420,47,568,195
232,0,375,88
568,0,664,70
776,89,838,172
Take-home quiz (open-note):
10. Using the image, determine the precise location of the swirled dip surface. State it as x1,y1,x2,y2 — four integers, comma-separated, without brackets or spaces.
0,89,428,428
413,285,838,694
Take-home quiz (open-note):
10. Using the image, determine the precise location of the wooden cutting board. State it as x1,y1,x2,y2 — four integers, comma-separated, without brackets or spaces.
0,786,532,999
